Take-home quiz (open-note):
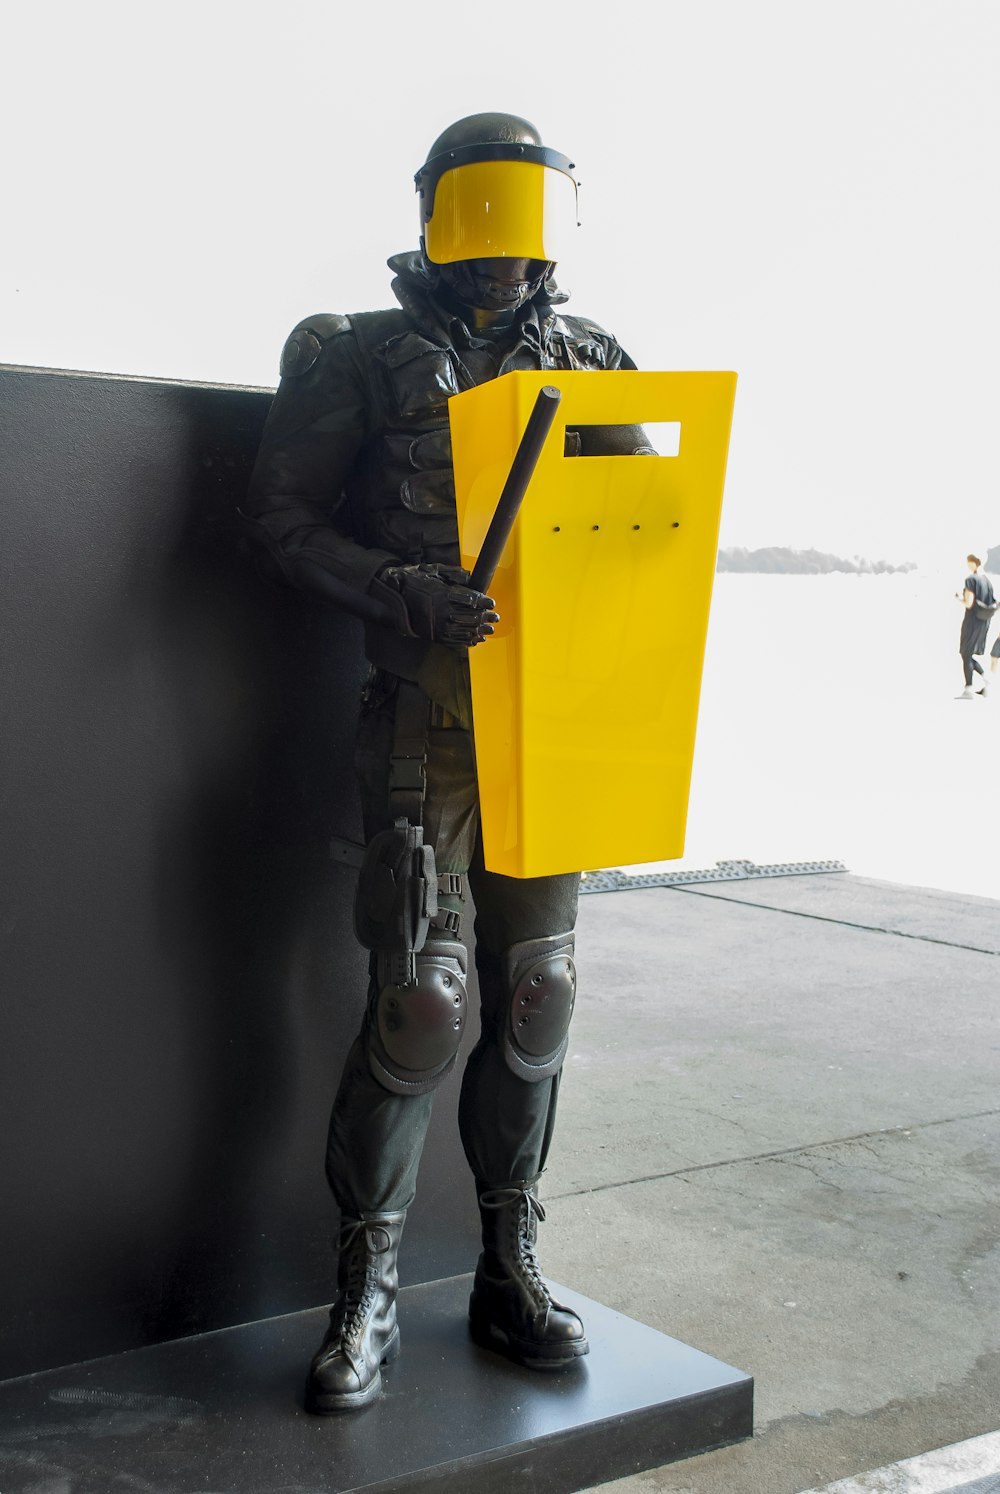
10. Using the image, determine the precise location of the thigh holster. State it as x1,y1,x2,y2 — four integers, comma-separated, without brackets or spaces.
502,933,577,1083
367,940,468,1096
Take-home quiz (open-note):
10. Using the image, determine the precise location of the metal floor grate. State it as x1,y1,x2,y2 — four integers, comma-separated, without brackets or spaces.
579,857,848,894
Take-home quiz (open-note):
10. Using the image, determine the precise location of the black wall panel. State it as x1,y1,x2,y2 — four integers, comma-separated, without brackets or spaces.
0,366,480,1380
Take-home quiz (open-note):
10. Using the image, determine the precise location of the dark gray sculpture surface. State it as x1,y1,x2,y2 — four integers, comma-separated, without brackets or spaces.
0,1277,753,1493
0,364,480,1381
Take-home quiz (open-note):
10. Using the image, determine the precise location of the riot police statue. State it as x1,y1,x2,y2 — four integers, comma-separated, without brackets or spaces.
244,112,654,1413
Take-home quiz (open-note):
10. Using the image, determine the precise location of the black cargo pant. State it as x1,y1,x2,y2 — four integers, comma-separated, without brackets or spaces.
325,681,579,1216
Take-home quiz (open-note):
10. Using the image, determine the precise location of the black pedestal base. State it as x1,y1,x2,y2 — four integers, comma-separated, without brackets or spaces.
0,1276,752,1493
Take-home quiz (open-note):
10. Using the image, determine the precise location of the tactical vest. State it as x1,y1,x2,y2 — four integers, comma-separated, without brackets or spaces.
342,308,620,562
323,305,625,683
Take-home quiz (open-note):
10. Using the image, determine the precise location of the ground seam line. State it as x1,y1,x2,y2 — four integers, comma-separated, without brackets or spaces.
549,1107,1000,1199
669,886,1000,955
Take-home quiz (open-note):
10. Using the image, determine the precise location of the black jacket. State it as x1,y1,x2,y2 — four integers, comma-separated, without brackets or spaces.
244,252,649,681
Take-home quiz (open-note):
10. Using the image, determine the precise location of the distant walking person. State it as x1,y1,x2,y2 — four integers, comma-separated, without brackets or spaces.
957,553,996,698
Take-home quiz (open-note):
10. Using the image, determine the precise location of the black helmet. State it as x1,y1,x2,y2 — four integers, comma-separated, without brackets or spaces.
415,112,579,267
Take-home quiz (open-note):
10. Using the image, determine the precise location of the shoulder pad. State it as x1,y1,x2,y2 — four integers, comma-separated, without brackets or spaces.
280,313,352,378
292,312,352,341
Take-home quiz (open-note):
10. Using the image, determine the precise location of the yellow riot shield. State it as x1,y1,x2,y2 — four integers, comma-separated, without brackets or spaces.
449,369,737,879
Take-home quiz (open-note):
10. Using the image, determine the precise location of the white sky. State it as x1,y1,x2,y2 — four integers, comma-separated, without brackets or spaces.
2,0,998,568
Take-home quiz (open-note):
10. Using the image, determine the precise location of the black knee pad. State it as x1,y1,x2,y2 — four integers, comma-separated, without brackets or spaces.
501,933,576,1082
367,940,468,1096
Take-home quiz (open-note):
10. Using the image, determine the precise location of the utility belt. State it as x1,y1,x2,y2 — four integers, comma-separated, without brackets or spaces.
362,663,460,732
363,616,466,726
363,621,427,687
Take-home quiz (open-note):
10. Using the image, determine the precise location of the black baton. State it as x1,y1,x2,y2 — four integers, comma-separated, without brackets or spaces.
469,384,562,595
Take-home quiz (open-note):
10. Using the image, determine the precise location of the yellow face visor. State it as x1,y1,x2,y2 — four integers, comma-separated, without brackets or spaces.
416,145,579,265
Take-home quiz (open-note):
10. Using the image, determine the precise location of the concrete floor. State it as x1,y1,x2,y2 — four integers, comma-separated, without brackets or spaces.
539,872,1000,1494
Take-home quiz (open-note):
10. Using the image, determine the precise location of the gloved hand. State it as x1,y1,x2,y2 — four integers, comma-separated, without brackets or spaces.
369,563,499,648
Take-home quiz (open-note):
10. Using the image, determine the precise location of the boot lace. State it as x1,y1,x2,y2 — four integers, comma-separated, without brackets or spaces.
479,1185,549,1304
334,1221,390,1351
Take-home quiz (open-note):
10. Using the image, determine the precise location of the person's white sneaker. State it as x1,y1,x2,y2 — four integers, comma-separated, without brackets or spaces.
958,685,977,698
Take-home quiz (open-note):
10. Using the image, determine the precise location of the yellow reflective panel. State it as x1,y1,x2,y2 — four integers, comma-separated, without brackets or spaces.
424,161,577,264
449,370,737,878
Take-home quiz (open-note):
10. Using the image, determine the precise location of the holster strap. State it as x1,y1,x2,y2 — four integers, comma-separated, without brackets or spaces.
389,681,430,826
429,871,463,935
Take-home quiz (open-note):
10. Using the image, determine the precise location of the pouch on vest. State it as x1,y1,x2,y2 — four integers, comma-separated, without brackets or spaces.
379,332,460,418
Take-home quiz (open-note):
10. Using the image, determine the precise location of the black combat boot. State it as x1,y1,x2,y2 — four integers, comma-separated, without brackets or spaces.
305,1210,405,1413
469,1181,588,1370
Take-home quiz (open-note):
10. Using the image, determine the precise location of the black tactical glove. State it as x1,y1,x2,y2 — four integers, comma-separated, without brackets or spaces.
369,563,499,648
